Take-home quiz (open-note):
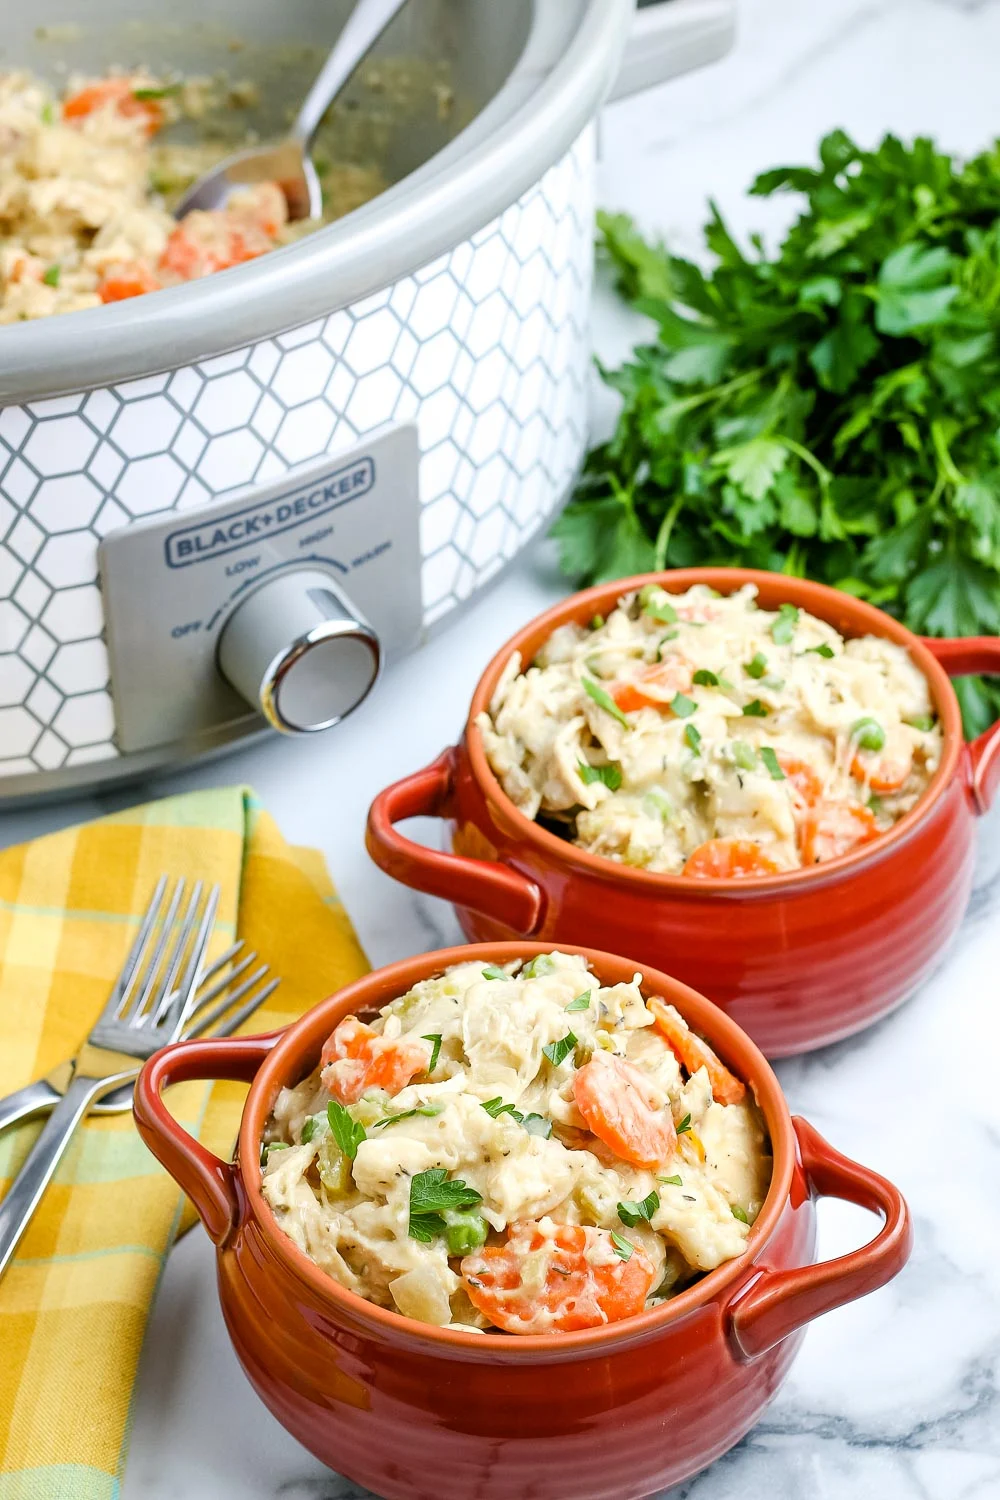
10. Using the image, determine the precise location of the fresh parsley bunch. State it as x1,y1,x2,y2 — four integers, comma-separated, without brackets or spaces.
552,129,1000,733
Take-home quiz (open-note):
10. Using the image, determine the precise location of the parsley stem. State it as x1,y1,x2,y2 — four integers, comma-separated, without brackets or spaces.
654,492,685,570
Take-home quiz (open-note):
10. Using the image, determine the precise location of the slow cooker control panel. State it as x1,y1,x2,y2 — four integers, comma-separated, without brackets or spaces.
99,425,422,753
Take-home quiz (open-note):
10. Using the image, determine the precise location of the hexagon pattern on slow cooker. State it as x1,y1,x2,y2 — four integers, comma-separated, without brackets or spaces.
0,129,594,781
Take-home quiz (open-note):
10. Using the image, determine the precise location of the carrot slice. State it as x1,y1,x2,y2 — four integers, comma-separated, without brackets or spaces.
850,742,913,793
648,997,746,1106
63,79,164,137
573,1053,676,1169
682,839,781,880
799,801,879,865
610,659,693,714
98,262,161,303
320,1016,431,1105
776,754,823,808
461,1220,657,1334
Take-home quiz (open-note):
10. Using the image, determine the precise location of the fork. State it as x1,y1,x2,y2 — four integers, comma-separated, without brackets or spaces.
0,876,233,1279
0,940,279,1132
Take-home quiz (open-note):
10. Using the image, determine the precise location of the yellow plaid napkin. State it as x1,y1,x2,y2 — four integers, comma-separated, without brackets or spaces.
0,787,369,1500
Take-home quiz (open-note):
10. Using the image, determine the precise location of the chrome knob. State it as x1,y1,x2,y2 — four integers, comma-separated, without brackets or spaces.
217,569,381,734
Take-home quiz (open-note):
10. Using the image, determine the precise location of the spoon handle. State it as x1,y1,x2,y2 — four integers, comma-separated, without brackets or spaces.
291,0,410,148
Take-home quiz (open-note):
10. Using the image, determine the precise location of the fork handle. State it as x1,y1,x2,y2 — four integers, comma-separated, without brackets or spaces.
0,1079,63,1132
0,1072,129,1280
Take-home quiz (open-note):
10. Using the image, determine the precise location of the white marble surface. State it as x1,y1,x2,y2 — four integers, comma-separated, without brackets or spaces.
4,0,1000,1495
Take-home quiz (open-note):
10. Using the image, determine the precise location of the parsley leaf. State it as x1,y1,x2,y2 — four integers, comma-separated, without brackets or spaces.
771,604,800,644
482,964,509,981
566,991,592,1012
408,1169,483,1242
327,1100,366,1161
685,723,702,752
744,652,768,679
657,1173,683,1187
671,692,697,718
731,1204,751,1225
692,668,719,686
578,759,623,791
758,746,786,780
42,264,60,288
553,138,1000,741
422,1034,442,1073
373,1103,445,1130
583,675,631,729
542,1032,577,1067
742,700,769,717
521,1113,553,1138
805,643,835,658
522,954,556,979
610,1230,635,1262
481,1097,523,1120
676,1113,692,1135
617,1190,660,1227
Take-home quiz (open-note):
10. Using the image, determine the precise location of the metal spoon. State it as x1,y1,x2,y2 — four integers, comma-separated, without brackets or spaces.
175,0,409,222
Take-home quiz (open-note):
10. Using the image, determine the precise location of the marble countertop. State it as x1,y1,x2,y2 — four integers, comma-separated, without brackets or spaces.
4,1,1000,1496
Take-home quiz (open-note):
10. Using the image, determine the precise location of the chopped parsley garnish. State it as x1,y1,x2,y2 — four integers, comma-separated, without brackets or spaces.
771,603,800,644
758,746,786,780
656,1173,683,1187
482,964,509,981
40,102,55,124
372,1103,445,1130
676,1113,692,1134
566,990,592,1012
640,585,677,624
542,1031,578,1067
805,643,835,658
868,794,884,814
906,714,935,732
657,630,679,655
643,786,672,820
42,264,60,288
742,699,769,717
133,82,184,99
744,651,768,679
684,723,702,752
617,1190,659,1227
481,1097,522,1120
692,668,719,686
583,675,631,729
408,1169,483,1243
422,1034,442,1073
521,1113,553,1138
731,740,757,771
578,759,623,791
610,1230,635,1261
327,1100,366,1160
851,716,886,752
731,1204,751,1224
522,954,556,980
300,1113,327,1144
671,692,697,718
590,613,605,630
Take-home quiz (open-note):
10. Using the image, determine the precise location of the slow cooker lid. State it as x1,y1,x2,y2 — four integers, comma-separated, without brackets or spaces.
0,0,632,404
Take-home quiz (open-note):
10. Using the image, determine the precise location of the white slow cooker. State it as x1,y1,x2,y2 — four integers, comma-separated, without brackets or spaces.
0,0,733,801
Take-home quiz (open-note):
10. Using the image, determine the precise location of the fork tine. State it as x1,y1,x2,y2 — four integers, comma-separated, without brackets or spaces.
186,962,274,1037
120,878,185,1022
156,883,220,1035
198,941,244,988
108,875,169,1020
144,881,204,1026
200,976,281,1039
185,949,258,1023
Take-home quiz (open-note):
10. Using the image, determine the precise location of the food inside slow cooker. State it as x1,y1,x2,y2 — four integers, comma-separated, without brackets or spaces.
261,951,771,1333
0,68,386,322
478,583,942,876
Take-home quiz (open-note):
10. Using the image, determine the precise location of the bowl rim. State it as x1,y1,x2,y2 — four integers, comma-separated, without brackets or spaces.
238,940,798,1358
463,566,966,894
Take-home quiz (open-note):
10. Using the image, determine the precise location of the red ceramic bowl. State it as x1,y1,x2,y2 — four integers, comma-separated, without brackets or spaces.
134,942,911,1500
366,568,1000,1056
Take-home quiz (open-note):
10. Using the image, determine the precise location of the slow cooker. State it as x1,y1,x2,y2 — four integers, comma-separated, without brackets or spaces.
0,0,734,800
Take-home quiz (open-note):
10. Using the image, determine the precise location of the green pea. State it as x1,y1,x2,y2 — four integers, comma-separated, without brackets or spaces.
851,717,885,752
444,1208,488,1256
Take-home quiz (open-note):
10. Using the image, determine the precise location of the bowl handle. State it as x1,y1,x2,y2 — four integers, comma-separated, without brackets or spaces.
727,1117,912,1363
922,636,1000,813
133,1032,281,1248
365,749,545,935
